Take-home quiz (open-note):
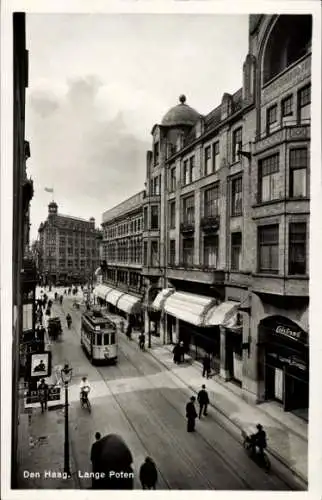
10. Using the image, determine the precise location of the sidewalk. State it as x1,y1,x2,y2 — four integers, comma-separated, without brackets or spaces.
134,332,308,484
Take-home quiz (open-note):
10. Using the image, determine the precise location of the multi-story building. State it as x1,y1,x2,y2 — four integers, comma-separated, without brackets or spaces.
12,13,37,487
98,192,144,326
38,202,101,286
142,14,310,419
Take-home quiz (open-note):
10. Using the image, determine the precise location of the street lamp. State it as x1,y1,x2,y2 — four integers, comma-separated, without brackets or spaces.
61,363,73,476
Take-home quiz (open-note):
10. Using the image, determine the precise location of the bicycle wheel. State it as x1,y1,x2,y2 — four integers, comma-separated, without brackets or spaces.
86,399,91,413
263,454,271,472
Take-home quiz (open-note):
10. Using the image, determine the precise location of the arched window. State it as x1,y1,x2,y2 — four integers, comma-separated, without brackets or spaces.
263,15,312,85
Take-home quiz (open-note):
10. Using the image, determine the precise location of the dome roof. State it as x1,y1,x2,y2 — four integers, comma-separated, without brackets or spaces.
161,95,201,127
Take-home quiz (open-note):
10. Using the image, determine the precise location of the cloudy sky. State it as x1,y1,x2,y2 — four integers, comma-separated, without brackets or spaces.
26,13,249,241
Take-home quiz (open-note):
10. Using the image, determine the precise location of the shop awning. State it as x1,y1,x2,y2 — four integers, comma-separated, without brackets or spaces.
117,294,142,314
163,291,216,327
224,313,243,331
93,284,113,300
152,288,175,311
204,301,240,327
106,289,124,306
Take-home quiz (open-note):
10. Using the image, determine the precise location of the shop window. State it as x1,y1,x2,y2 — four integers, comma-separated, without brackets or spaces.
298,84,311,124
169,201,176,229
258,224,279,274
289,148,307,198
150,240,159,267
259,153,280,203
204,235,218,267
169,239,176,266
266,104,278,134
151,205,159,230
231,232,242,271
232,127,242,162
190,157,196,182
213,141,220,172
289,222,306,275
231,177,242,216
104,334,110,345
204,146,211,176
204,185,219,217
182,195,195,224
182,238,194,266
143,207,148,231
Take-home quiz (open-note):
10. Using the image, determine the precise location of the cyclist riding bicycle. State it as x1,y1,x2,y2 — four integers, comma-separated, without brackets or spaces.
250,424,267,457
79,376,91,403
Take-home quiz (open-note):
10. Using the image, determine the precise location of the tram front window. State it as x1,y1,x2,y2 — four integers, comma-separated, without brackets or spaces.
111,332,115,344
96,333,102,345
104,333,110,345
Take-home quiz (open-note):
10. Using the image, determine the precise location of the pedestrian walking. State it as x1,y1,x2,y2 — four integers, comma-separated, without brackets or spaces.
60,295,63,305
139,333,145,351
202,354,211,379
139,456,158,490
186,396,197,432
173,343,181,364
38,378,48,413
126,322,132,340
197,384,209,419
90,432,102,489
179,341,185,363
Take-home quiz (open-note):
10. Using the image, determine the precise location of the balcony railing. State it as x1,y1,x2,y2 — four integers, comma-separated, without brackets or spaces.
200,216,220,233
180,222,195,234
254,124,310,155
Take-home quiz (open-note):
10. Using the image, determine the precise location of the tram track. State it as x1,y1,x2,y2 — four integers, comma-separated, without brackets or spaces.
53,298,303,490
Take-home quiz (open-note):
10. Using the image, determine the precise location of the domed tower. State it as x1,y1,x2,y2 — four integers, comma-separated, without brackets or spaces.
48,201,58,216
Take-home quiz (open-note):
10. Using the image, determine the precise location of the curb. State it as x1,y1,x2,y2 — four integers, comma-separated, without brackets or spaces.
146,344,308,486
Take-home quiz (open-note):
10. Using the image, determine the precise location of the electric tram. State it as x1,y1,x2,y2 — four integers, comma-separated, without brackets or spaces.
81,308,117,364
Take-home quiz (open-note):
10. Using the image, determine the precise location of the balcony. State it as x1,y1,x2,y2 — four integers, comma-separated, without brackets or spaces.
253,124,310,155
251,273,309,297
200,216,220,233
180,222,195,235
167,264,225,285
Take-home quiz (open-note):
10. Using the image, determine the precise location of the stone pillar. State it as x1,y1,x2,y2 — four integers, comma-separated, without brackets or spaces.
160,311,166,344
144,308,149,336
219,326,229,380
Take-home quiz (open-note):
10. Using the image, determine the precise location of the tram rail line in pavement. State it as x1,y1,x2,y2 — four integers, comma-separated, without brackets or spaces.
54,298,303,490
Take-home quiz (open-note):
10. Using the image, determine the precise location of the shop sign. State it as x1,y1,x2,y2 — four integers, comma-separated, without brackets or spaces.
24,386,62,408
275,325,304,342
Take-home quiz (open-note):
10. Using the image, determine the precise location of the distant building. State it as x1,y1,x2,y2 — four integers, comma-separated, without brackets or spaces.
38,202,101,286
98,191,144,327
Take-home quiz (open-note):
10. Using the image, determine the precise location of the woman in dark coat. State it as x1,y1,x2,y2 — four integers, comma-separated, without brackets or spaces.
139,457,158,490
173,343,181,364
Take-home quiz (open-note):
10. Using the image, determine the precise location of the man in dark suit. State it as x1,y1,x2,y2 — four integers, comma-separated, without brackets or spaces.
197,384,210,419
90,432,102,489
186,396,197,432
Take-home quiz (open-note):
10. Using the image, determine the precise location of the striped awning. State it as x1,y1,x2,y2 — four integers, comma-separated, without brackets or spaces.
151,288,175,311
93,284,113,300
106,289,124,306
163,291,216,327
117,294,142,314
204,301,240,327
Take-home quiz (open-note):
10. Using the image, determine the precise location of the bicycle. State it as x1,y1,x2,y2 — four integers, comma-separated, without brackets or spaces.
80,390,91,413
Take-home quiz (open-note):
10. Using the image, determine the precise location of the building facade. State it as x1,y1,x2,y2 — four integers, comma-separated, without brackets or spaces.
142,14,310,418
12,13,37,487
98,191,144,326
38,202,101,286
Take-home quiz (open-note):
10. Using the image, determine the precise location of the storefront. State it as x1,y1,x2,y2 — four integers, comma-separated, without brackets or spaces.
259,315,309,419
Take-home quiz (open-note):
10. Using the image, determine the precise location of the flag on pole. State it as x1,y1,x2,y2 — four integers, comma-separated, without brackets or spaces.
44,187,54,193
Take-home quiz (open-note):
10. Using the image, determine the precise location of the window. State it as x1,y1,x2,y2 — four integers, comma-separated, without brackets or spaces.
151,205,159,230
282,95,293,117
182,238,194,266
204,235,218,267
259,153,280,202
144,241,148,265
204,146,211,176
258,225,279,274
169,167,176,192
182,195,194,224
190,157,196,182
231,177,242,216
213,141,220,172
169,240,176,266
183,160,189,185
298,84,311,123
231,233,242,271
289,223,306,275
153,141,159,165
290,148,308,198
169,201,176,229
232,127,242,162
267,104,278,134
96,333,102,346
143,207,148,231
104,334,110,345
151,241,159,267
204,185,219,217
